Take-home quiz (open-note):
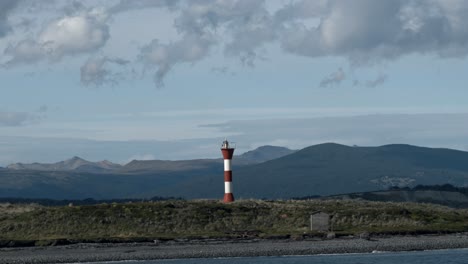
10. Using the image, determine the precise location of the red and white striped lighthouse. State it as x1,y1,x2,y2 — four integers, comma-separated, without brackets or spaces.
221,139,235,203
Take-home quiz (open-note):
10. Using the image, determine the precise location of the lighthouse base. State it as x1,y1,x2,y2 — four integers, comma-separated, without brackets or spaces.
223,193,234,203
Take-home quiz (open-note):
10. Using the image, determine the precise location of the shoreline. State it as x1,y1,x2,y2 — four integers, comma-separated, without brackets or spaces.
1,234,468,263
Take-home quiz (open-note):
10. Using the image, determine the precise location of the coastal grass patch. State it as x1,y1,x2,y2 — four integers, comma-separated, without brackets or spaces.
0,199,467,242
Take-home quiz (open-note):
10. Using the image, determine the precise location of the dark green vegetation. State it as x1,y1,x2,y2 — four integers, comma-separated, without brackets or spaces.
295,184,468,209
1,200,467,247
1,143,468,199
333,190,468,209
0,196,178,206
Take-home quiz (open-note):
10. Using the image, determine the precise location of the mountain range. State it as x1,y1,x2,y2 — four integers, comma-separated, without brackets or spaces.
1,143,468,200
6,145,295,174
7,156,122,173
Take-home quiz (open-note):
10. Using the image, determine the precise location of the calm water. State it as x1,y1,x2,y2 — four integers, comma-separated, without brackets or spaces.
86,248,468,264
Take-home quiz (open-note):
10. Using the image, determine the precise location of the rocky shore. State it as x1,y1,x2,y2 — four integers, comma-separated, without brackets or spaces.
1,234,468,264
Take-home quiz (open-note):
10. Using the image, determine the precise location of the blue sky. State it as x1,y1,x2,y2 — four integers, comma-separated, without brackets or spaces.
1,0,468,165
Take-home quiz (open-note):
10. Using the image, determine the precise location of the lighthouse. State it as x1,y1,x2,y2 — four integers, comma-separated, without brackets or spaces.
221,139,235,203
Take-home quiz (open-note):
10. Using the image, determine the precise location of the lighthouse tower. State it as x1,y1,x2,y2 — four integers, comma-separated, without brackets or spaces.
221,139,235,203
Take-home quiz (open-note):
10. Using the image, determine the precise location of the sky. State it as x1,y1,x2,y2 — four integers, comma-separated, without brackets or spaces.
1,0,468,165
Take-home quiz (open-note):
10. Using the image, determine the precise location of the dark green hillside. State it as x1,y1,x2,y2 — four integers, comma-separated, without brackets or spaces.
374,144,468,171
229,143,468,199
0,169,212,199
1,200,467,245
119,159,221,174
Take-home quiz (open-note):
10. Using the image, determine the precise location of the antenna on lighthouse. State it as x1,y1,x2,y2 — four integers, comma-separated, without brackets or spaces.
221,139,235,203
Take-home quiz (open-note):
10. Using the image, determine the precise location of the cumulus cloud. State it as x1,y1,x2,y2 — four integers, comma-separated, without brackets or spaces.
40,10,109,57
4,8,110,66
0,0,18,38
319,68,345,87
139,0,274,86
140,33,215,87
4,39,45,64
139,0,468,86
80,56,129,86
173,0,264,34
279,0,468,64
183,0,273,64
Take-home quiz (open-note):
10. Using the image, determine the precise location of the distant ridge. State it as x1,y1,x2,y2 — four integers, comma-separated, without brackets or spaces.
5,145,295,174
118,145,294,173
119,159,222,174
120,146,294,173
236,145,296,164
7,156,122,173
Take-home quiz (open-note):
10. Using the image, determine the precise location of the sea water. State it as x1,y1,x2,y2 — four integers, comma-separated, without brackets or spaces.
86,248,468,264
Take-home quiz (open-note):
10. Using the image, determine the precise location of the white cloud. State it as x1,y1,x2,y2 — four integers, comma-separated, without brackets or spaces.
4,39,45,64
39,13,108,58
279,0,468,64
4,8,110,66
139,0,272,86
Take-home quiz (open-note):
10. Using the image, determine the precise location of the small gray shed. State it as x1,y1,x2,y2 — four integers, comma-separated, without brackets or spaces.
310,211,330,232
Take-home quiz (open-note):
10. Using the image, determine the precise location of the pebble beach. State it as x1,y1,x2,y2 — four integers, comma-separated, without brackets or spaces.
1,234,468,264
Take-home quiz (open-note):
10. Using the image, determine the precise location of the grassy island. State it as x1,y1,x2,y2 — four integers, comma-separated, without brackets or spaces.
1,199,467,246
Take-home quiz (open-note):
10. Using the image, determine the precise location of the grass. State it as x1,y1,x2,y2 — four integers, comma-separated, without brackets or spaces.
0,199,467,243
